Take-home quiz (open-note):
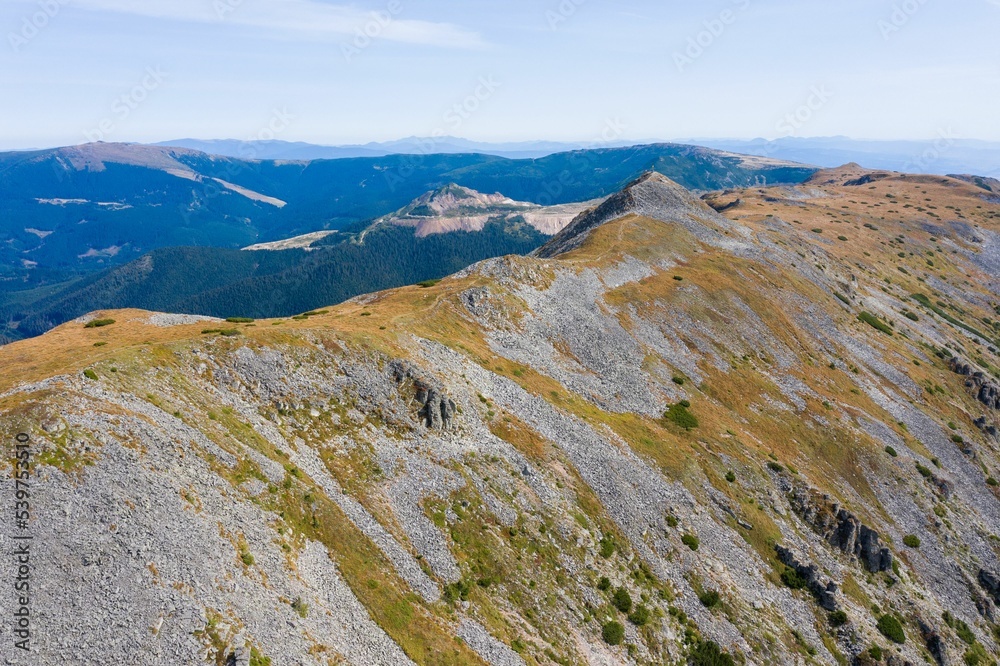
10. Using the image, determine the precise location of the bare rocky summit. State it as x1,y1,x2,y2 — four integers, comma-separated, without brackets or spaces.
2,167,1000,665
373,184,596,238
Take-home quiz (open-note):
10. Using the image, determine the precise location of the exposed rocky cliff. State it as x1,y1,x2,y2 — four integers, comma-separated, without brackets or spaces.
3,167,1000,665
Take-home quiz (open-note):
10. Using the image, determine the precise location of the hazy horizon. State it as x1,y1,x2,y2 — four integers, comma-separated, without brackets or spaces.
3,0,999,150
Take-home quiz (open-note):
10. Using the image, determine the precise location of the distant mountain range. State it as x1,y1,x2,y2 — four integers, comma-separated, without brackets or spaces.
0,184,594,340
155,137,638,160
155,136,1000,177
0,140,812,285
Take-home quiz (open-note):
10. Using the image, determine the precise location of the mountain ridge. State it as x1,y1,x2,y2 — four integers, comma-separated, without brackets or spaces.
3,166,1000,665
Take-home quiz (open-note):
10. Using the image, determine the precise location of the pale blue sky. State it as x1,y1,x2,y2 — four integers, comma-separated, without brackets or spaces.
2,0,998,149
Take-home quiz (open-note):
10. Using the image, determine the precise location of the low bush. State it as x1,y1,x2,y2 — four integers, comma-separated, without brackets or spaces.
681,534,700,551
664,403,699,430
876,614,906,644
601,621,624,646
83,369,99,381
612,587,633,613
780,566,807,590
628,605,650,626
829,610,848,627
226,317,255,323
902,535,921,548
85,318,116,328
885,446,898,457
859,312,894,336
597,576,611,591
689,640,735,666
699,590,721,608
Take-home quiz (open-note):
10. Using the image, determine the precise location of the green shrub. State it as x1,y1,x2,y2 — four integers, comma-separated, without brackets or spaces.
220,329,241,337
868,645,883,661
84,318,116,328
240,551,255,566
93,341,108,347
628,605,650,626
952,434,964,444
876,614,906,644
699,590,721,608
666,514,679,528
226,317,255,323
780,566,807,590
599,535,616,558
902,535,920,548
904,311,919,321
443,580,471,603
601,621,624,646
859,312,894,336
725,471,736,483
291,597,309,618
417,279,442,288
672,376,686,385
83,369,99,381
597,576,611,591
987,477,998,487
916,463,933,478
885,446,898,457
681,534,700,551
829,610,848,627
767,461,785,473
689,640,735,666
664,403,699,430
943,611,976,645
612,587,633,613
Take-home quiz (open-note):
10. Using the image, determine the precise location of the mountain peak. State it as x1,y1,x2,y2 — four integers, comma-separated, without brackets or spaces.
534,170,727,258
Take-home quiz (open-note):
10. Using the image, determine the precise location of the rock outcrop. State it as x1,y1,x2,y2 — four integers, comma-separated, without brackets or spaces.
789,485,893,573
391,360,457,430
775,545,840,611
979,569,1000,605
949,356,1000,410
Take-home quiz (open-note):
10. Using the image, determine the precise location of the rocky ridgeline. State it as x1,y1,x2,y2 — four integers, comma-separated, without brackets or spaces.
788,484,893,574
534,171,739,258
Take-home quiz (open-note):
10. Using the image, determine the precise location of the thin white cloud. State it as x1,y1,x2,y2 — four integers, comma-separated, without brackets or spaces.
66,0,486,48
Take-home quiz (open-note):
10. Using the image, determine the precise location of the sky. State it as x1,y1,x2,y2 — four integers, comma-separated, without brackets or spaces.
1,0,999,149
